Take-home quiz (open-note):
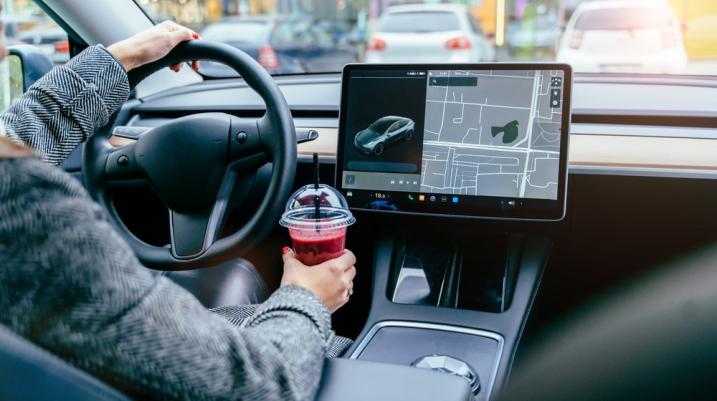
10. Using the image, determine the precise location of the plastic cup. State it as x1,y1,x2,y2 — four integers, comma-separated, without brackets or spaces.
288,226,347,266
280,184,355,266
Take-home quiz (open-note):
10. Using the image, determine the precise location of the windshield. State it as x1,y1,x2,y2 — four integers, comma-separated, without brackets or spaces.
575,7,673,31
380,11,461,33
134,0,717,78
200,20,271,44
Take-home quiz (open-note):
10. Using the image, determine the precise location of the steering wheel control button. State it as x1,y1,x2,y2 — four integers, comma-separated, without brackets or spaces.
235,131,248,144
105,149,142,179
412,355,481,395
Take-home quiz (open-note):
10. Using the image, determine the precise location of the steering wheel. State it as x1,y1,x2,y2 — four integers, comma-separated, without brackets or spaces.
84,40,296,270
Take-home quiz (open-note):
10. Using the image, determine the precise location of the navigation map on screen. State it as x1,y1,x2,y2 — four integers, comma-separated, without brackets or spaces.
421,70,563,199
339,65,569,219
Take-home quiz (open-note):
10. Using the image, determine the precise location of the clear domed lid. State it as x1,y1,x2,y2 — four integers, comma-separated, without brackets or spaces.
280,184,355,230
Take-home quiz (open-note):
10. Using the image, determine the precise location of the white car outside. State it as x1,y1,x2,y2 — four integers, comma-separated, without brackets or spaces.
365,4,495,64
557,0,688,74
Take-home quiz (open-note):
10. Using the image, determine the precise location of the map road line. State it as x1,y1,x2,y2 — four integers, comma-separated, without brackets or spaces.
519,71,541,197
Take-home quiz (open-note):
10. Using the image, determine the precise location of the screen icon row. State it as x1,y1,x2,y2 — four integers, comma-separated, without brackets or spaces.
409,194,460,204
390,179,418,186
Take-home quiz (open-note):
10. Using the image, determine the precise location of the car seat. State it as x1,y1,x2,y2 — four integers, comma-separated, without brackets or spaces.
0,324,130,401
163,258,268,308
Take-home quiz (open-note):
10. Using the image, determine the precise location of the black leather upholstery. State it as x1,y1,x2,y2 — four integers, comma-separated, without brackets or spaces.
0,325,130,401
164,258,268,308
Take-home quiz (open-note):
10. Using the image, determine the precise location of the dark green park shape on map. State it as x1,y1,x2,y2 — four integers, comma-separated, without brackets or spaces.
491,120,519,144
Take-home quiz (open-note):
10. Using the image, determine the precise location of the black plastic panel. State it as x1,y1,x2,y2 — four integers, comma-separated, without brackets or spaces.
316,358,471,401
345,235,550,401
354,324,501,401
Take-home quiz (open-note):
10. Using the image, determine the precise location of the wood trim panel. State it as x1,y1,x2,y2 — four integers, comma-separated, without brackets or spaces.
298,128,717,172
569,134,717,171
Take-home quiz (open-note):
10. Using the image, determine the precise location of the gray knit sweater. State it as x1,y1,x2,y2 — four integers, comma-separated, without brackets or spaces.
0,45,331,401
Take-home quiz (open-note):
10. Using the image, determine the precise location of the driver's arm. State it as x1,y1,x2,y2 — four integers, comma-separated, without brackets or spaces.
0,43,129,165
0,152,334,401
0,21,197,166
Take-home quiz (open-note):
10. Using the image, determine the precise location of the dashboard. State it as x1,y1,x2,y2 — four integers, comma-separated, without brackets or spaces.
335,64,571,221
80,72,717,184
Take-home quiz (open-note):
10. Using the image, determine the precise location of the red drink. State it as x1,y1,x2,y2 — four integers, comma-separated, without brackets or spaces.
289,227,346,266
280,182,355,266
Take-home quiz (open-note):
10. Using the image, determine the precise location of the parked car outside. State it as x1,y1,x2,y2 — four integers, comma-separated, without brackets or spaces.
199,16,358,76
557,0,688,74
364,4,495,64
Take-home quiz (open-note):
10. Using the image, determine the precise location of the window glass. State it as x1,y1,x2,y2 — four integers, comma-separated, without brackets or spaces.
575,7,673,31
4,0,68,64
1,0,68,112
200,20,271,44
466,12,483,34
380,11,461,33
133,0,717,77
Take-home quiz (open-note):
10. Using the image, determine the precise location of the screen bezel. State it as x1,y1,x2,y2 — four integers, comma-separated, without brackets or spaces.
335,63,572,222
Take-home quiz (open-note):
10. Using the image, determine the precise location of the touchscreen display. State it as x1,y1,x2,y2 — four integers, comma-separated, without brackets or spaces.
337,65,570,221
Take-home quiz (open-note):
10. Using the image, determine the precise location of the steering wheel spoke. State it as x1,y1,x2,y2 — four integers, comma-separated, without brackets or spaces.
103,143,144,181
169,167,237,259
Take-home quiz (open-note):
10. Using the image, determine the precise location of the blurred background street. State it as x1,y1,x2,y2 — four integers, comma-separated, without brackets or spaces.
3,0,717,76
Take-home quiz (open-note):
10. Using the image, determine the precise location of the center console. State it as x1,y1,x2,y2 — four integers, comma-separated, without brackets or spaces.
330,63,571,400
344,235,550,401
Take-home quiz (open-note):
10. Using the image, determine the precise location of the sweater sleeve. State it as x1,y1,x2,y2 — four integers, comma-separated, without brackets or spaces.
0,157,331,401
0,45,129,165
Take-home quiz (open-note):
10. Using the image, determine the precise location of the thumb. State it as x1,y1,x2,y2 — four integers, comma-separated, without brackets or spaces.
281,246,296,264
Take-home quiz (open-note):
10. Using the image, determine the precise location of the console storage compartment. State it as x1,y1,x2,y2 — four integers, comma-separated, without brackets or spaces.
316,358,472,401
350,322,503,401
389,235,524,313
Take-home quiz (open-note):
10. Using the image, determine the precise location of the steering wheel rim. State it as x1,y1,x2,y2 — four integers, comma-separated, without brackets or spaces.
84,40,296,270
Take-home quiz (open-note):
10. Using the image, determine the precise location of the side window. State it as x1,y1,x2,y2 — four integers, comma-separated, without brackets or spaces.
4,2,69,64
1,1,68,111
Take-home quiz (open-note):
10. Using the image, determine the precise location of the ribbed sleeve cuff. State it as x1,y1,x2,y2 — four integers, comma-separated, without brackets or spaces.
33,45,130,131
246,285,332,341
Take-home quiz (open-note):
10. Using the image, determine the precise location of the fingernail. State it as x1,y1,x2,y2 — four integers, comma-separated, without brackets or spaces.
192,33,199,39
281,246,291,254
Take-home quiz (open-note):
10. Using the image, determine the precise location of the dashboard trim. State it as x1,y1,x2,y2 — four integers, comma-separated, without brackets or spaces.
111,124,717,181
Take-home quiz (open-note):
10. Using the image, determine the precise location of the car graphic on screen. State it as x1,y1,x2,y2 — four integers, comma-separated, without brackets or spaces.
353,116,415,156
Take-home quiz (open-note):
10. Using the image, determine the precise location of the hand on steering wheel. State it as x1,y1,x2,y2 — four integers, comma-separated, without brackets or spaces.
107,21,200,72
